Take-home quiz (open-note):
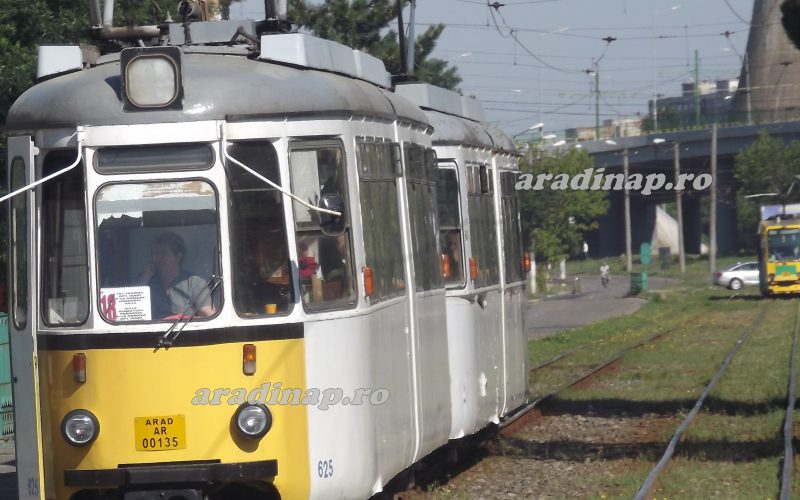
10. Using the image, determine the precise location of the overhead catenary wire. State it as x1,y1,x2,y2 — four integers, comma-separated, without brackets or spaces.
487,2,582,73
723,0,751,25
399,20,769,41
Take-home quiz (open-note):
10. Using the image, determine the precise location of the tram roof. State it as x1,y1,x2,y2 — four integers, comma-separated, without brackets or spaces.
423,108,517,155
5,50,430,131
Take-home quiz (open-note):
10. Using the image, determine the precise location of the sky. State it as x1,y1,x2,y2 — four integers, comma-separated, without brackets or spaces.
237,0,756,138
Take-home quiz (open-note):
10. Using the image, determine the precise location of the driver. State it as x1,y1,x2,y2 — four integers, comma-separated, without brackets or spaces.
138,231,215,318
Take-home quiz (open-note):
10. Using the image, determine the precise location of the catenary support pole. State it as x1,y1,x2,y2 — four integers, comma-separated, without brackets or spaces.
675,143,685,272
624,148,632,272
710,124,718,275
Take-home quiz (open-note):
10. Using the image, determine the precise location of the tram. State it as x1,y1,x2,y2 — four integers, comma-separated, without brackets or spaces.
758,214,800,296
4,3,528,499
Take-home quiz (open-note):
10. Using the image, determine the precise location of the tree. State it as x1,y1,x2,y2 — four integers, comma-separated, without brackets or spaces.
289,0,461,90
0,1,169,275
735,130,800,205
735,130,800,247
782,0,800,50
517,149,609,263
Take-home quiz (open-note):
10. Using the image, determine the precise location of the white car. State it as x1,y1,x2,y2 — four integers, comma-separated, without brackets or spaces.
713,262,760,290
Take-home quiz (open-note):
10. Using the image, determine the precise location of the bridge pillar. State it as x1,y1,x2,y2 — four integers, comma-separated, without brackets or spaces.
594,197,658,258
632,200,657,254
683,198,702,254
595,196,625,257
716,167,738,255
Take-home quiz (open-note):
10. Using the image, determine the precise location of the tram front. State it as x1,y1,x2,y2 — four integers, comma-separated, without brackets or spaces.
5,48,316,500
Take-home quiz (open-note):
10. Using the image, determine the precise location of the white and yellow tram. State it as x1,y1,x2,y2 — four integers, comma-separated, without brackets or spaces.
4,7,528,500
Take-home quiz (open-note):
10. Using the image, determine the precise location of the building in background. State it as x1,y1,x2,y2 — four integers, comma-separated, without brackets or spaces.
565,116,643,142
646,79,739,131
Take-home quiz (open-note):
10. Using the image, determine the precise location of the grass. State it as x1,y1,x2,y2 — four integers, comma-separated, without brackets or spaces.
424,254,796,499
529,259,791,497
525,280,793,497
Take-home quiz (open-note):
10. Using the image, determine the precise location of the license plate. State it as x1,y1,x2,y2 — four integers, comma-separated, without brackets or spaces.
134,415,186,451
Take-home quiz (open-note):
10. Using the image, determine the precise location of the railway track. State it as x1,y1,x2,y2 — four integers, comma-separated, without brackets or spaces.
509,299,798,499
501,323,686,434
390,297,800,499
502,309,714,434
629,303,774,499
386,313,710,497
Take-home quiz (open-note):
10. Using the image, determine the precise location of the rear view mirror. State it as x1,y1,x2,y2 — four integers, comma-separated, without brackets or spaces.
318,193,346,236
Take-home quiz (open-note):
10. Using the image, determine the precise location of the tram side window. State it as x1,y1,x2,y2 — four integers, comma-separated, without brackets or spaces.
289,142,355,310
10,157,27,329
405,144,442,292
438,166,464,287
41,150,90,326
467,164,499,287
501,171,524,283
96,180,221,323
358,139,405,301
226,141,293,316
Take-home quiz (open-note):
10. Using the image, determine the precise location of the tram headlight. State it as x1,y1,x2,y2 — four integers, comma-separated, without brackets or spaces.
120,46,183,111
233,404,272,439
61,409,99,447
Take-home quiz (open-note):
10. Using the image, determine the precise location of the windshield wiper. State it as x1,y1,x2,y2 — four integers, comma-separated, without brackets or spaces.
156,275,223,349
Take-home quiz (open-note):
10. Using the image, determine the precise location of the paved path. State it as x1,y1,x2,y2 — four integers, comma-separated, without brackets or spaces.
526,274,672,340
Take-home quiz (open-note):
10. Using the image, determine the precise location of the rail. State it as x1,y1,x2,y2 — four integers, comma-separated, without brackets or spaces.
632,305,771,500
501,324,684,431
779,301,800,500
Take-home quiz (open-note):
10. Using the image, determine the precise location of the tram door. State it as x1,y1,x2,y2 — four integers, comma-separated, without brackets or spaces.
7,136,45,499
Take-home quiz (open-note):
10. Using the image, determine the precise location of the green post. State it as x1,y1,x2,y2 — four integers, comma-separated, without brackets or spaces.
640,242,650,292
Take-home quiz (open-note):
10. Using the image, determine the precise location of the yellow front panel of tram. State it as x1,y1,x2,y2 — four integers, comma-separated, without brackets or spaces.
38,338,309,499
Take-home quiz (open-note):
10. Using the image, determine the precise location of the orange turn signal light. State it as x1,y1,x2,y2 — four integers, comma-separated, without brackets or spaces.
363,266,374,296
72,353,86,383
243,344,256,375
442,254,452,280
469,257,478,281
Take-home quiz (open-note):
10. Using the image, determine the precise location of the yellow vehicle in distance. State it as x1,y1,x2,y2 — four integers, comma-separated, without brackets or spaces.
759,214,800,296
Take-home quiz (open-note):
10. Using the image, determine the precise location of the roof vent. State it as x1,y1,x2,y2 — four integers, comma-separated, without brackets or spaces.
259,33,391,88
37,46,83,80
395,83,485,122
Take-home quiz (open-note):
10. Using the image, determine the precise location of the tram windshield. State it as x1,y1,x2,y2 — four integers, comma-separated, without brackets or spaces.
767,228,800,262
95,180,221,323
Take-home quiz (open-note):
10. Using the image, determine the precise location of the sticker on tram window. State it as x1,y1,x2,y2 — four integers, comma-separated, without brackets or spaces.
100,287,152,322
134,414,186,451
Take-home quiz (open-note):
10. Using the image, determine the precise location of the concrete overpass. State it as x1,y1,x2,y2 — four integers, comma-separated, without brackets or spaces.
570,120,800,257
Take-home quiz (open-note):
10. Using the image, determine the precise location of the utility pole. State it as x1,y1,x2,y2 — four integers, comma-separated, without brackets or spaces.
745,51,752,125
396,0,407,76
694,49,701,127
710,124,718,276
624,148,632,272
595,69,601,139
406,0,416,77
675,143,685,272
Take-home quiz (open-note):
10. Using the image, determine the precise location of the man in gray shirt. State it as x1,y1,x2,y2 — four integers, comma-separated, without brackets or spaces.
140,232,215,319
